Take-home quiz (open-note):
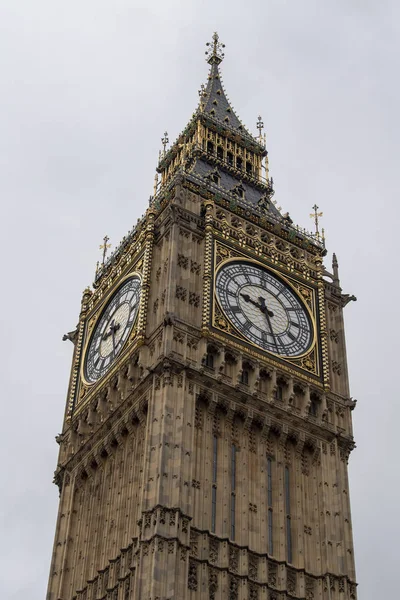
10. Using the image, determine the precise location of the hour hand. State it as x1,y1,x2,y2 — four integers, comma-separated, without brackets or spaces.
240,293,259,307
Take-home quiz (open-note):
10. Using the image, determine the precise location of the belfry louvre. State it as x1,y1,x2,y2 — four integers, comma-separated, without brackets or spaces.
47,34,358,600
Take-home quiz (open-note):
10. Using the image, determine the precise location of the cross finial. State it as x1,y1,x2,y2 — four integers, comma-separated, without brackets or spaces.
257,115,264,141
310,204,323,239
99,234,111,265
161,131,169,154
205,32,225,65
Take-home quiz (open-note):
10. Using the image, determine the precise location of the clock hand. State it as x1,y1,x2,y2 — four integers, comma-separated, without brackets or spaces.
260,301,280,355
111,323,117,358
102,319,121,342
240,293,264,311
240,293,275,318
258,296,274,318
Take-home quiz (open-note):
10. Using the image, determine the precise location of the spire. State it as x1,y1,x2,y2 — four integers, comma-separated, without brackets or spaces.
199,33,261,145
332,253,340,285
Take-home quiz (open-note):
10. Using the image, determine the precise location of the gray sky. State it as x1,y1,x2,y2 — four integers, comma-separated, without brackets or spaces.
0,1,398,598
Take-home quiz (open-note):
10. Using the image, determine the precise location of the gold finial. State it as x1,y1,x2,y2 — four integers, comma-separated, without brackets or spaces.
153,171,159,196
257,115,264,142
205,32,225,65
198,83,207,110
99,234,111,265
310,204,323,239
161,131,169,155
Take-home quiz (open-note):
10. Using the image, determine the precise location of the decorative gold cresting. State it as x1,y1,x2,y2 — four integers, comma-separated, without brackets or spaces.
205,32,225,65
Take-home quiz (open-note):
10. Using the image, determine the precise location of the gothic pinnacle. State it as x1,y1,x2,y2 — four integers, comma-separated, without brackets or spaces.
332,252,340,285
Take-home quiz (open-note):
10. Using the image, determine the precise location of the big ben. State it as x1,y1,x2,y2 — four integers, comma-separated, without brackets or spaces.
47,34,358,600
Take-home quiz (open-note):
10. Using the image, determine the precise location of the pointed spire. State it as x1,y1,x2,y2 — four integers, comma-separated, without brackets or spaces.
201,34,250,135
332,253,340,285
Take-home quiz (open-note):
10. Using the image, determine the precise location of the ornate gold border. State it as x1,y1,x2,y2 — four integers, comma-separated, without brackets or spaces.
211,241,321,377
80,271,143,387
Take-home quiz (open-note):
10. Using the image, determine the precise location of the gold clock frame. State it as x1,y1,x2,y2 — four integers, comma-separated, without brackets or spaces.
211,241,321,378
80,271,143,388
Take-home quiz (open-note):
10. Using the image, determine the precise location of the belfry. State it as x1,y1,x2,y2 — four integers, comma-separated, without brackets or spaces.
47,34,358,600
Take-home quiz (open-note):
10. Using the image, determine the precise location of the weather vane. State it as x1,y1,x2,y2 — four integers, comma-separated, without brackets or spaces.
205,32,225,64
310,204,323,239
257,115,264,141
99,234,111,265
161,131,169,154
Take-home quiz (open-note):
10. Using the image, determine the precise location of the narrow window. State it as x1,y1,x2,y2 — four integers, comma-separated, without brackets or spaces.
246,161,253,174
217,146,224,160
275,384,283,401
285,466,292,563
309,397,318,417
207,141,214,154
211,435,218,532
267,457,273,555
227,151,234,166
241,369,249,385
236,156,242,170
231,444,237,540
206,352,214,369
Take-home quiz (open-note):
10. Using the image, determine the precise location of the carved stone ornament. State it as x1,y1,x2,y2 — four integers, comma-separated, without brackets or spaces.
188,560,198,590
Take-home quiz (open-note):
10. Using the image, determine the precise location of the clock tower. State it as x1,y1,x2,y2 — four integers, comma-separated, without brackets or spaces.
47,34,358,600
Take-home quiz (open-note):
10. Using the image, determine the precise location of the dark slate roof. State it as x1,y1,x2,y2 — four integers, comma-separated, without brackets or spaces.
202,61,244,129
200,61,263,149
190,158,281,217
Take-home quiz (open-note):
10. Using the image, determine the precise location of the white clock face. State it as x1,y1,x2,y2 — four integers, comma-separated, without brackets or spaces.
84,276,141,383
215,261,313,357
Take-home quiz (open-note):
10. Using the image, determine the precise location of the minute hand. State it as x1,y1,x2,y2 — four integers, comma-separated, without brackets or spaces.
259,297,280,355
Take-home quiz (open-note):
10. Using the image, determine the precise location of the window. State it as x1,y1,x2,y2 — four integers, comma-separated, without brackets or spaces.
246,161,253,174
267,457,273,555
275,384,283,401
211,172,220,185
231,444,237,540
227,151,234,166
207,141,214,154
211,435,218,533
205,352,214,369
217,146,224,160
309,397,318,417
240,369,249,385
236,156,242,170
285,466,292,563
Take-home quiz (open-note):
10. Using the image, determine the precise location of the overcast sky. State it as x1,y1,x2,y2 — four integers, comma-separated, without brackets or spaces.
0,1,398,598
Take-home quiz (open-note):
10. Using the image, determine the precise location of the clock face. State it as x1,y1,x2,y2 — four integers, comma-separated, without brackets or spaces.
215,261,313,357
84,276,141,383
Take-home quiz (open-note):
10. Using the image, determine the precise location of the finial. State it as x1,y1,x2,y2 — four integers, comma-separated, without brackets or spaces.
332,253,340,285
205,32,225,65
257,115,264,142
99,235,111,265
310,204,323,239
95,260,100,278
153,172,159,196
198,83,207,110
161,131,169,155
